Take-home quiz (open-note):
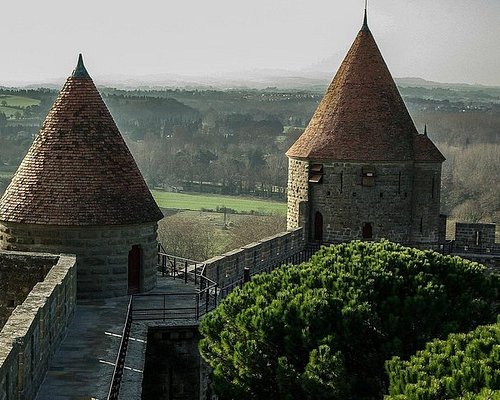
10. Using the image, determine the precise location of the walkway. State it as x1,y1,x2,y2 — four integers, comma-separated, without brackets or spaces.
35,278,197,400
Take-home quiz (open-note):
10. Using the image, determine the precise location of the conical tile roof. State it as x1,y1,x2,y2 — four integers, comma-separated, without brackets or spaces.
0,55,163,226
287,17,444,163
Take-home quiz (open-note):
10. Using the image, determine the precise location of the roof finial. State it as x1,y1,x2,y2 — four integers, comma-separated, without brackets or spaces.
362,0,369,30
72,53,90,78
424,124,428,136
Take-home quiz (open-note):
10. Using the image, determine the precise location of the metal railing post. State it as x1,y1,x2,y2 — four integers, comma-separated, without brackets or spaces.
196,293,200,320
163,295,166,321
214,284,218,307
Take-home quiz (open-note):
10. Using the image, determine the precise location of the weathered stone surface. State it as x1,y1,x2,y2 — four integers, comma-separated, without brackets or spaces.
287,159,442,248
204,228,304,288
142,326,201,400
0,253,77,400
0,222,158,299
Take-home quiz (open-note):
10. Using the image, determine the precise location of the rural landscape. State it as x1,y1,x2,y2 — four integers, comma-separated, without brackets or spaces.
0,78,498,259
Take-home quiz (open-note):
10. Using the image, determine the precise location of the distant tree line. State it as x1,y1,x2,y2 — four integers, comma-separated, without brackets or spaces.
0,86,498,222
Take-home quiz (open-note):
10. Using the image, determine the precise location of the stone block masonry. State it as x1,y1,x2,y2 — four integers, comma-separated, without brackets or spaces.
454,223,497,253
287,157,443,249
0,252,77,400
0,253,56,330
142,326,201,400
451,223,500,274
203,228,305,289
0,222,158,299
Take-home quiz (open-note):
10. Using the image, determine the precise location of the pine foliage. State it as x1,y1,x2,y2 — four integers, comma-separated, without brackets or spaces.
199,241,499,400
386,319,500,399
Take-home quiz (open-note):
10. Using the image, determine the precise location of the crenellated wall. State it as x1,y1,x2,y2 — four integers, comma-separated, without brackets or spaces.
203,228,305,289
0,252,77,400
451,223,499,273
454,223,497,253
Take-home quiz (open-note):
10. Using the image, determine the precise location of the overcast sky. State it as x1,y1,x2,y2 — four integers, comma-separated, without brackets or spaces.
1,0,499,86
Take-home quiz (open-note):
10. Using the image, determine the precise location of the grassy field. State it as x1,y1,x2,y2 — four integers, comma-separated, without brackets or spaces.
0,95,40,108
152,190,286,215
0,106,18,117
0,95,41,118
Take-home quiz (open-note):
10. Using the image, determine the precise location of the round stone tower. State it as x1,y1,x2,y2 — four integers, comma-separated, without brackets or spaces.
286,12,445,249
0,55,163,298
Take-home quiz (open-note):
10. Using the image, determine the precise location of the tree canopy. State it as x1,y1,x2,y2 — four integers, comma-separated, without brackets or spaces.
199,241,499,400
386,318,500,400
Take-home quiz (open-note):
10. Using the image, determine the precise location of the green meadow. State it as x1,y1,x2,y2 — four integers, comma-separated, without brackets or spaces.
151,190,286,215
0,95,41,117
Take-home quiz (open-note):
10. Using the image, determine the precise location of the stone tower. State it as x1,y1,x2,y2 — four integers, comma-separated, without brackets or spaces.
286,12,445,248
0,55,163,298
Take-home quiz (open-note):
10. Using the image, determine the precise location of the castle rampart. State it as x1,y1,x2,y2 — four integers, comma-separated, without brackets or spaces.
0,252,76,400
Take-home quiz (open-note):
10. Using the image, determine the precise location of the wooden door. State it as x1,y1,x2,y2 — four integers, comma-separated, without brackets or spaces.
314,211,323,242
128,245,141,294
362,222,373,239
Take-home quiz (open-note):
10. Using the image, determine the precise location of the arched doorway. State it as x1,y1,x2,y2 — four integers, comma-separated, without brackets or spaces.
128,245,142,294
362,222,373,239
314,211,323,242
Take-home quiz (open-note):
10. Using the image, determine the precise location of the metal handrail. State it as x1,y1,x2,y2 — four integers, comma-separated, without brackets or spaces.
107,296,133,400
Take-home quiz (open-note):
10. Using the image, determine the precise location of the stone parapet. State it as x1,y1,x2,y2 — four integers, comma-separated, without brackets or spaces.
0,253,77,400
0,253,57,330
454,223,498,253
203,228,304,288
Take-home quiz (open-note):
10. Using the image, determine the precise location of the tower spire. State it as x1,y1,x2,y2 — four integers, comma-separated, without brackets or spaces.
424,124,428,136
362,0,369,30
72,53,90,78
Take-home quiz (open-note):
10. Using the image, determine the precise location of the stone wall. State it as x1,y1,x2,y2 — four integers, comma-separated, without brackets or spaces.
286,158,309,234
454,223,498,253
203,228,304,289
286,157,443,249
142,326,201,400
453,254,500,274
0,222,158,299
410,162,442,249
0,254,56,330
0,252,77,400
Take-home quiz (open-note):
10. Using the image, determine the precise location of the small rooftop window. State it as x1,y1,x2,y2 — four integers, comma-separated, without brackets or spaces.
309,163,324,184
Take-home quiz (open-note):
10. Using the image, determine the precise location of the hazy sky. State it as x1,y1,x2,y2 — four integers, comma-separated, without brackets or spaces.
1,0,499,86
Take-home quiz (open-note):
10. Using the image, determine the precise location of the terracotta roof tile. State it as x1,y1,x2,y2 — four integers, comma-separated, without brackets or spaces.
286,23,445,164
0,57,163,226
414,134,446,162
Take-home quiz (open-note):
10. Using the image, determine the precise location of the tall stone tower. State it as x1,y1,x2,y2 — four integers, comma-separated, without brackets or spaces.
0,55,163,298
286,12,445,249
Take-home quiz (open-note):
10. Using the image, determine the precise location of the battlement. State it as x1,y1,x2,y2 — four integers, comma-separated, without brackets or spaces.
0,252,76,400
454,223,498,253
